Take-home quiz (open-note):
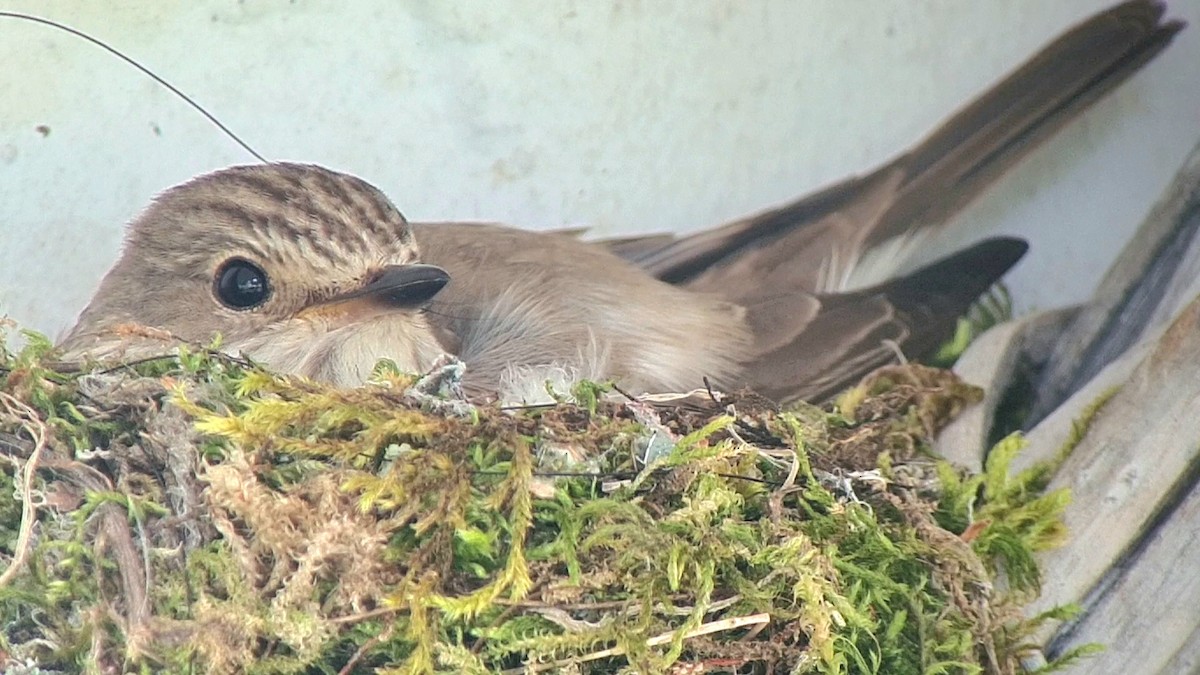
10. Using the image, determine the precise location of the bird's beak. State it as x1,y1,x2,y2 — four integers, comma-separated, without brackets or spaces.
296,264,450,323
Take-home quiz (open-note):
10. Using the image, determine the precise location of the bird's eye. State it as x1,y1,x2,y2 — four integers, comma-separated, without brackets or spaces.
214,258,270,310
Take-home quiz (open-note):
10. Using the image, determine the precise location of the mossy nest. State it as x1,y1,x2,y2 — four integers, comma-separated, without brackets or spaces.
0,328,1088,674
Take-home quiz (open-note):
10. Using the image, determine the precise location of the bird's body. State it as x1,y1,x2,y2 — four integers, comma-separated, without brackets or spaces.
413,222,1021,403
412,222,752,400
57,0,1182,404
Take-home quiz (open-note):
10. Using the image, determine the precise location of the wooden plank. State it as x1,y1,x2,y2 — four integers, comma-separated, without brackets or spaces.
1010,335,1152,475
1031,141,1200,423
1041,455,1200,674
1158,622,1200,674
1019,292,1200,662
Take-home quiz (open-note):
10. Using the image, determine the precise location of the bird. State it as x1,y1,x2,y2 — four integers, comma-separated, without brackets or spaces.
57,0,1182,406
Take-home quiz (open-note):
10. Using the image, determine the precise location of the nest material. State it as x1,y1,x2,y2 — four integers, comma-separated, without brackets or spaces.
0,331,1085,674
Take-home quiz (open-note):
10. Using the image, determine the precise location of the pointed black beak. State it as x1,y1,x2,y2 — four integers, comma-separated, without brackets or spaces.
343,264,451,307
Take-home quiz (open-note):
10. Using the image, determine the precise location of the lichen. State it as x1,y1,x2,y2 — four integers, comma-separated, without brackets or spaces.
0,325,1082,674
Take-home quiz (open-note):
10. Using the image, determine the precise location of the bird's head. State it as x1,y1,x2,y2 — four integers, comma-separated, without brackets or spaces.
61,162,452,383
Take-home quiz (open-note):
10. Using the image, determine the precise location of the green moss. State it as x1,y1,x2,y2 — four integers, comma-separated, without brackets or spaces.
0,328,1083,674
929,285,1014,368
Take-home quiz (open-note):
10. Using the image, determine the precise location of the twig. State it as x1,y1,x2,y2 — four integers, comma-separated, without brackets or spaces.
499,402,559,412
330,606,400,625
497,593,742,617
0,393,48,588
778,444,801,494
611,383,639,403
500,612,771,674
471,578,551,656
338,623,395,675
96,347,257,375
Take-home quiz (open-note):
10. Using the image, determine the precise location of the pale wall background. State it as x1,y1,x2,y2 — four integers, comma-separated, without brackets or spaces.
2,1,1199,340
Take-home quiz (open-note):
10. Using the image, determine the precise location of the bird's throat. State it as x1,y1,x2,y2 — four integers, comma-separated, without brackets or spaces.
236,315,449,386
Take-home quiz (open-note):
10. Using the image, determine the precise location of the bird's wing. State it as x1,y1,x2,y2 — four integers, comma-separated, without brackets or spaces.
739,238,1028,404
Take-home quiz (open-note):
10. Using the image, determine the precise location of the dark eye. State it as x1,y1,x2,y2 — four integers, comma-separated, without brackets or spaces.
214,258,270,310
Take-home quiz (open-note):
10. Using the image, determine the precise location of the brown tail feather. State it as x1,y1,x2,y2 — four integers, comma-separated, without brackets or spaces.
870,0,1182,246
606,1,1181,303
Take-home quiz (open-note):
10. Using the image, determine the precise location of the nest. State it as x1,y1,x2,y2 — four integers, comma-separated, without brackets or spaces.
0,330,1087,674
